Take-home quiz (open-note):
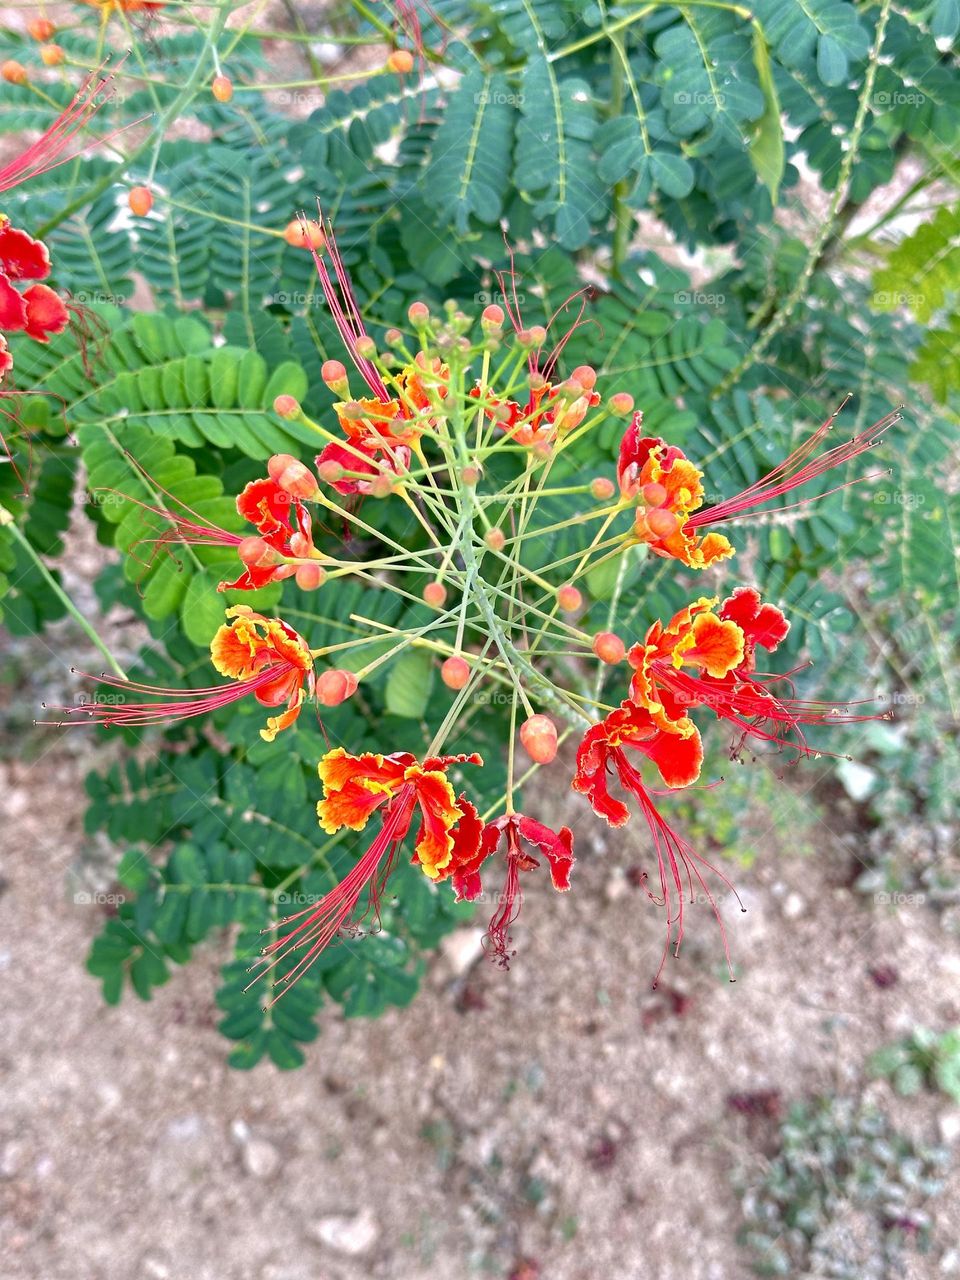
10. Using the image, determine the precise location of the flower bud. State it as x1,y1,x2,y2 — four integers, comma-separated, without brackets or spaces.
369,473,394,499
283,218,324,249
557,584,582,613
520,714,558,765
268,453,319,500
317,459,344,485
592,631,625,665
423,581,447,608
570,365,597,391
643,507,679,538
320,359,348,397
288,532,311,557
237,536,277,568
408,301,430,327
532,438,552,460
128,186,153,216
316,669,359,706
441,656,471,690
212,74,234,102
40,43,64,66
27,17,56,40
272,393,300,419
642,481,668,508
386,49,415,73
591,476,616,501
484,528,505,552
609,392,634,416
355,335,377,360
461,464,481,486
528,325,547,347
295,563,326,590
481,303,504,329
2,60,27,85
385,328,403,346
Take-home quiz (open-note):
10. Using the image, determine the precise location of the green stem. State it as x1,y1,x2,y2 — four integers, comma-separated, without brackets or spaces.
2,513,127,680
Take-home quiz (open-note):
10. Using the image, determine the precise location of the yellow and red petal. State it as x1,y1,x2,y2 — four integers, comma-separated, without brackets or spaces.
517,816,574,890
210,614,264,679
260,690,304,742
406,766,461,878
672,612,745,679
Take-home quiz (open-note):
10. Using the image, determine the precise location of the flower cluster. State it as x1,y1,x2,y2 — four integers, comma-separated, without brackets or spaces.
49,216,899,1000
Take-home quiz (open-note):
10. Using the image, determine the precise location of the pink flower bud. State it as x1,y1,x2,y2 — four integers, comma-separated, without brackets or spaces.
462,464,481,486
237,536,277,568
423,581,447,608
316,669,359,706
570,365,597,391
481,303,504,328
485,528,506,552
609,392,634,416
642,482,668,507
273,394,301,419
441,656,471,689
267,453,319,500
520,714,558,765
295,563,326,590
408,301,430,327
317,459,344,484
321,360,348,395
591,477,616,501
643,507,679,538
592,631,625,664
557,584,582,613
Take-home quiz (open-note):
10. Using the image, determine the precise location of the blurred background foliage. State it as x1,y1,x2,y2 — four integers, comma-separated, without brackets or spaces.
0,0,957,1069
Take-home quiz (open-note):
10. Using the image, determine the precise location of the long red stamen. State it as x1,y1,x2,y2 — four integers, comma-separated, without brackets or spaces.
37,663,295,728
0,65,130,194
485,849,523,969
614,753,743,986
306,212,390,400
688,402,902,528
654,665,885,763
249,791,416,1000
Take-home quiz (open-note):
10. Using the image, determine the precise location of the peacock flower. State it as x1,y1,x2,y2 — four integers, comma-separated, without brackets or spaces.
573,703,740,986
0,218,68,374
617,416,734,569
440,809,574,966
630,588,881,762
317,746,482,878
618,401,901,570
471,376,601,449
248,748,483,998
42,607,314,741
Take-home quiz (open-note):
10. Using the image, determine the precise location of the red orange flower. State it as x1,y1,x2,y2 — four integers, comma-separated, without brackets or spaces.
43,607,313,741
617,417,734,569
441,810,574,965
317,746,481,878
573,700,704,828
0,218,68,378
617,401,901,569
631,589,880,762
248,748,483,998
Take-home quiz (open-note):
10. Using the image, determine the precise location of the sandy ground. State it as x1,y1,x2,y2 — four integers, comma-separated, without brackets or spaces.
2,674,960,1280
2,4,959,1278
